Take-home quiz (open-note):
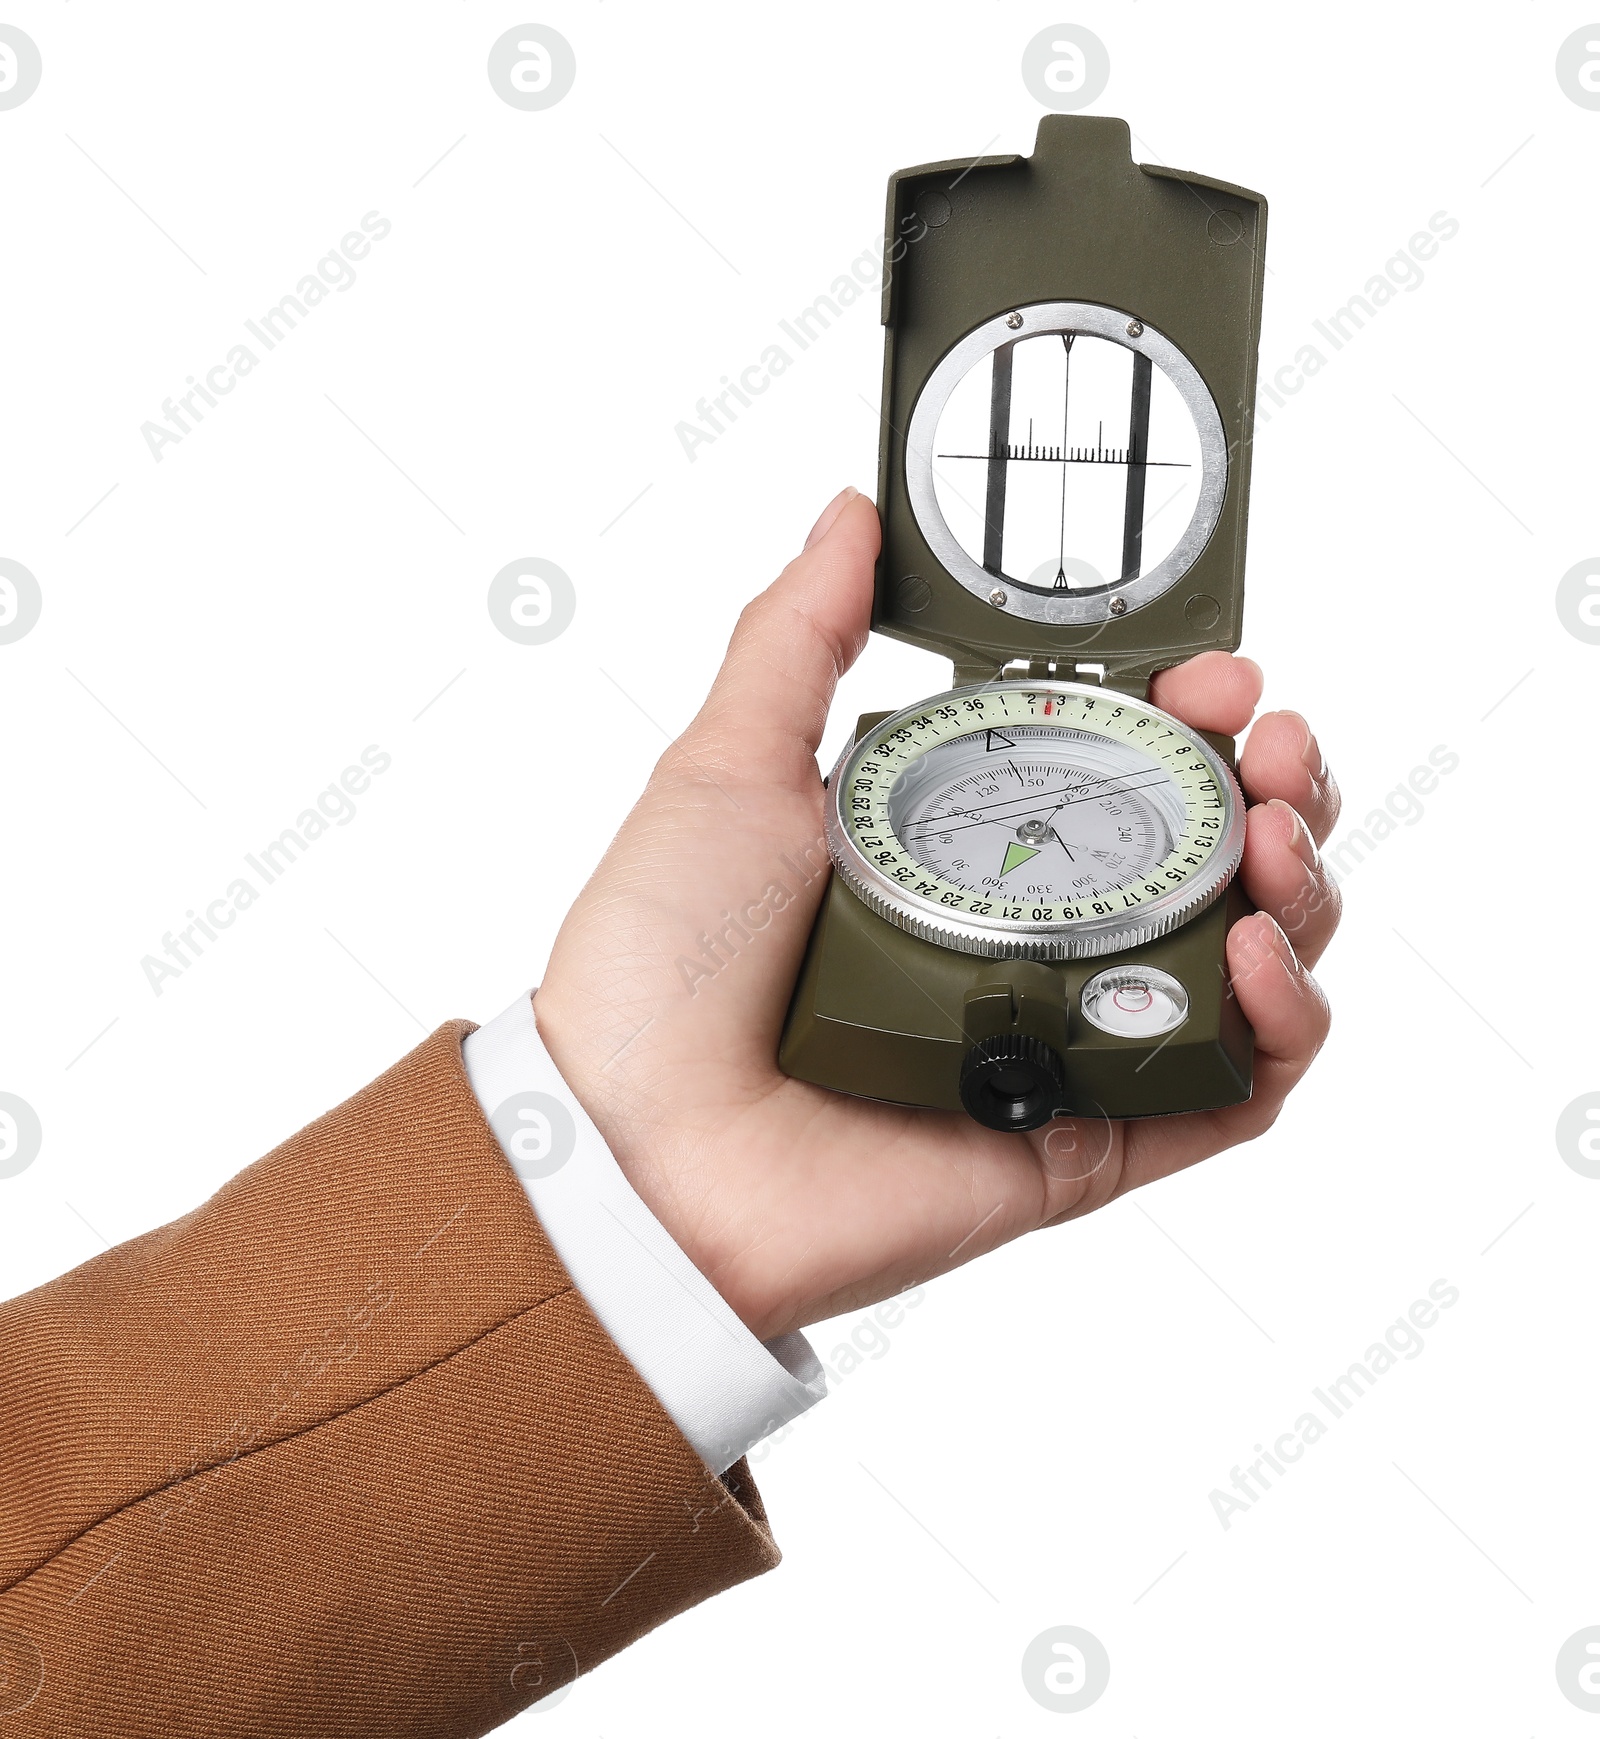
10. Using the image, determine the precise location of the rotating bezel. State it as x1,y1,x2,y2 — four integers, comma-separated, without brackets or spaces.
825,680,1245,961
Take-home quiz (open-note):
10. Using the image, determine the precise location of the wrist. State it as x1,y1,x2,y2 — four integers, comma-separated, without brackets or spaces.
529,985,783,1337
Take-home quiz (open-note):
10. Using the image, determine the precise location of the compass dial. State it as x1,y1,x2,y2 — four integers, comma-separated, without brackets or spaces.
827,681,1244,960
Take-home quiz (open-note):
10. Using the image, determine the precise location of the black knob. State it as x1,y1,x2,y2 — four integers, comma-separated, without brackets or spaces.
958,1033,1067,1132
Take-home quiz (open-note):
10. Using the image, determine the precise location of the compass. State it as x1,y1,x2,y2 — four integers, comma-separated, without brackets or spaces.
779,116,1267,1132
827,681,1244,961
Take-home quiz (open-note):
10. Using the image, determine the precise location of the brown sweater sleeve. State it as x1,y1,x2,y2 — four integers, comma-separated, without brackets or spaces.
0,1022,780,1736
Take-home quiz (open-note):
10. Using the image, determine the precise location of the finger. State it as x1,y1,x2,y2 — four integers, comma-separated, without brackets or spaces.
1239,710,1342,844
682,489,881,791
1220,910,1332,1118
1148,650,1263,736
1117,912,1331,1191
1240,798,1342,969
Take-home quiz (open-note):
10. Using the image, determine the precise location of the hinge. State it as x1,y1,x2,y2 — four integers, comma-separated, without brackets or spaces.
951,654,1149,698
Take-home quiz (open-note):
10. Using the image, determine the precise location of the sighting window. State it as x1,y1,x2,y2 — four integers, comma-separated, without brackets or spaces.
931,331,1203,593
905,302,1227,626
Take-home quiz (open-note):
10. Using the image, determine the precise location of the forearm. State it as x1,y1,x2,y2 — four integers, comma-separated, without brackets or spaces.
0,1024,778,1737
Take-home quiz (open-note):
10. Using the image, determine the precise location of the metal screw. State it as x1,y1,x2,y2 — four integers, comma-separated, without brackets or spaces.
988,587,1008,606
1125,320,1144,338
1005,312,1024,330
1109,596,1128,616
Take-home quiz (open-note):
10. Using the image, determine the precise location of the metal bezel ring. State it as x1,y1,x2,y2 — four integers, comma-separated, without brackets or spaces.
825,680,1246,961
904,302,1229,626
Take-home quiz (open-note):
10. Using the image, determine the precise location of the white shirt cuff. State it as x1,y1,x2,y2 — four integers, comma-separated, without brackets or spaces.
461,991,825,1474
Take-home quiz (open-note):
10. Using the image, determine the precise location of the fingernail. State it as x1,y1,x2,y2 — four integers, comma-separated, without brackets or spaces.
803,486,859,551
1293,715,1327,780
1267,798,1319,870
1233,909,1297,989
1259,911,1299,970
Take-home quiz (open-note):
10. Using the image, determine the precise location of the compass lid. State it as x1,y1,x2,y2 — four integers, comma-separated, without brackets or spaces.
872,116,1267,696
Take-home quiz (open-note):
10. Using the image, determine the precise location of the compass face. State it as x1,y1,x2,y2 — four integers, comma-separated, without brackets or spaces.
827,681,1244,960
904,302,1228,627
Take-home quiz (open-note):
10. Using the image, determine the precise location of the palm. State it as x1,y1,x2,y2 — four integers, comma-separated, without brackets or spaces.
535,494,1339,1340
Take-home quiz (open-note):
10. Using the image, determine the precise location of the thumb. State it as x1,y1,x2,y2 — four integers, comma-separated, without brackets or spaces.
684,488,880,791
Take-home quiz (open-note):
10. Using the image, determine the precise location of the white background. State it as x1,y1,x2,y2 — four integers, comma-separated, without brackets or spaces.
2,4,1597,1733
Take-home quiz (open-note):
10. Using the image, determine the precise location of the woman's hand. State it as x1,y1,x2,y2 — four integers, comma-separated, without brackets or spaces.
535,490,1341,1341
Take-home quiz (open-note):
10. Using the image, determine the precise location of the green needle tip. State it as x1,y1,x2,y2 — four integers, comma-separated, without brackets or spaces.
1000,840,1041,878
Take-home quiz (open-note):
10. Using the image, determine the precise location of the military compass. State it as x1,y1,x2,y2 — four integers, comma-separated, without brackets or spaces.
780,117,1266,1133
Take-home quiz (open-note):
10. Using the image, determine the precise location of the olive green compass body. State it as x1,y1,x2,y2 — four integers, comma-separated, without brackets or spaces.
778,116,1267,1132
